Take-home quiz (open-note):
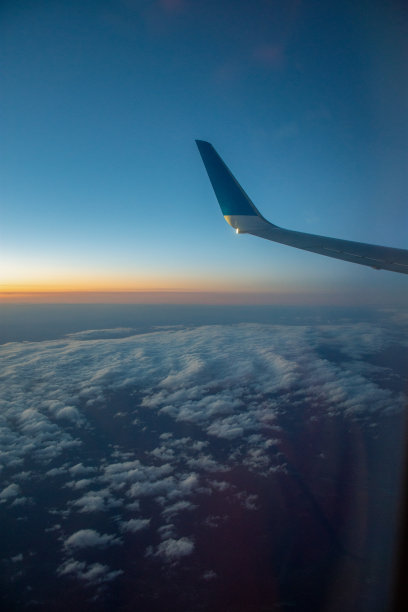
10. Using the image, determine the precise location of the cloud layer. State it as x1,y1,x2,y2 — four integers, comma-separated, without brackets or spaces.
0,314,406,604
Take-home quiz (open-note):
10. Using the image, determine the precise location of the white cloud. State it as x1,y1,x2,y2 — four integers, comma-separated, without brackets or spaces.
179,473,198,491
1,322,403,474
157,523,176,540
58,558,123,584
55,406,83,423
209,480,231,492
206,419,244,439
236,492,259,511
66,328,138,340
65,478,92,490
46,467,68,477
0,483,21,502
71,489,121,513
64,529,120,550
162,500,197,517
69,463,97,476
155,537,194,561
80,562,123,583
120,518,150,533
10,496,31,507
128,476,176,499
0,315,406,587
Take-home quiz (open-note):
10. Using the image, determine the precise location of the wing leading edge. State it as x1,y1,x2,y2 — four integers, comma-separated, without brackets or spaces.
196,140,408,275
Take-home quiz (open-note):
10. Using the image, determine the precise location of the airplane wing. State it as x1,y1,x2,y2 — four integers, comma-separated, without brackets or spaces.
196,140,408,275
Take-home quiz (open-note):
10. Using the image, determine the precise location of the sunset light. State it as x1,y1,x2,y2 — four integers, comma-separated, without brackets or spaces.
1,2,407,611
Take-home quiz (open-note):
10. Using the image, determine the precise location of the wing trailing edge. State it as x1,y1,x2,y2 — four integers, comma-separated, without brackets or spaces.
196,140,408,275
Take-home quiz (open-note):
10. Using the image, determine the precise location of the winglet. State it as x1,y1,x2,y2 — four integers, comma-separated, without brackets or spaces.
196,140,408,274
195,140,266,219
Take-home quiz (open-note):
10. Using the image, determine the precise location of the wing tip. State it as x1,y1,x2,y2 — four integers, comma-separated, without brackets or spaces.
196,139,268,220
195,139,212,151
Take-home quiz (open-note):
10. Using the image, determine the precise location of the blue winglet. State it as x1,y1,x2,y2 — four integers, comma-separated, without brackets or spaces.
196,140,264,217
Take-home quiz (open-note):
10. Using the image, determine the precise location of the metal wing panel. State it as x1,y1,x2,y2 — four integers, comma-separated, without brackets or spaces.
249,220,408,274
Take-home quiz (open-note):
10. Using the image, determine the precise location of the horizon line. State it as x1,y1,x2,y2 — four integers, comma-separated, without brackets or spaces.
0,289,403,307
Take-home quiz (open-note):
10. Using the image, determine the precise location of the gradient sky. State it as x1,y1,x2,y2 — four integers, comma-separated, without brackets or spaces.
1,0,407,304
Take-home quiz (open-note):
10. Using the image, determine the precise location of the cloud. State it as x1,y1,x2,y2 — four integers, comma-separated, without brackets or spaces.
69,463,96,476
10,496,31,507
155,537,194,561
66,478,92,490
58,559,123,584
162,500,197,518
0,313,406,596
209,480,231,492
0,483,21,502
64,529,120,550
206,419,244,440
158,523,176,540
120,518,150,533
66,328,139,340
236,492,259,511
71,489,121,513
55,406,83,423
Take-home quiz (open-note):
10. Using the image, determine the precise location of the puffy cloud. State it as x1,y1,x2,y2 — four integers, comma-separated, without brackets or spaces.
0,314,406,599
102,460,173,491
66,328,138,340
68,463,96,476
1,322,403,465
236,492,259,511
209,480,231,492
80,563,123,583
158,523,176,540
162,500,197,518
58,559,123,584
155,537,194,561
65,478,93,490
120,518,150,533
64,529,120,550
179,473,198,491
10,496,31,507
71,489,121,513
206,419,244,439
0,483,21,502
46,467,68,477
55,406,83,423
128,476,176,499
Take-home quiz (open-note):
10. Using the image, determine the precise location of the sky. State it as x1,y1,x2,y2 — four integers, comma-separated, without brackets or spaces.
1,0,407,305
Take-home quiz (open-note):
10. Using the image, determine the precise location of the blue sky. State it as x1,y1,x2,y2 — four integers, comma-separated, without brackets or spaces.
1,0,407,304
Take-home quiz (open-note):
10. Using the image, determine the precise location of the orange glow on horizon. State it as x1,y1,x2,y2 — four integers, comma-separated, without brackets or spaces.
0,271,295,296
0,277,202,294
0,290,327,305
1,251,323,298
0,288,390,306
0,269,278,295
1,267,401,306
0,268,312,303
1,261,240,294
